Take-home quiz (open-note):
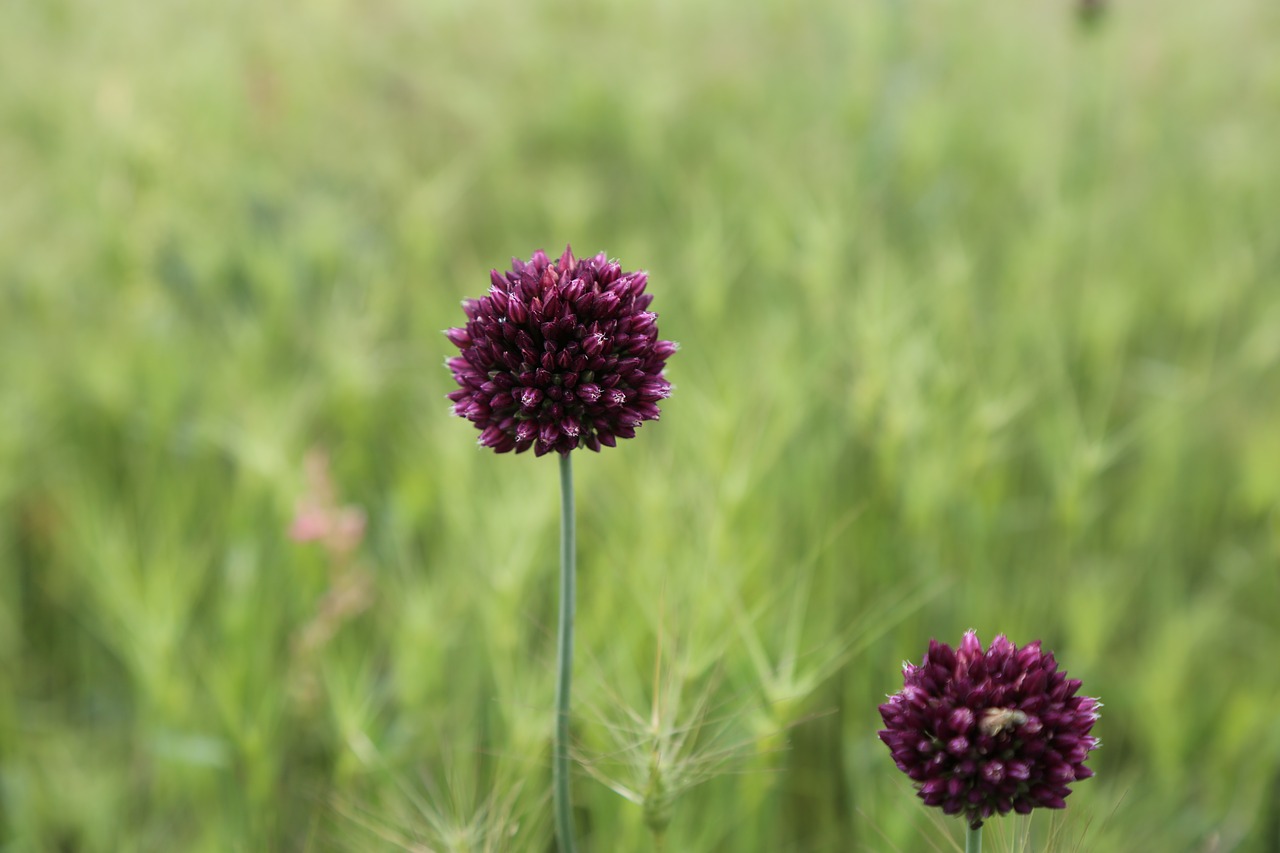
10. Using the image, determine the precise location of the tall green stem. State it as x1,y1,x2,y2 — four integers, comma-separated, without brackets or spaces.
554,453,578,853
966,824,982,853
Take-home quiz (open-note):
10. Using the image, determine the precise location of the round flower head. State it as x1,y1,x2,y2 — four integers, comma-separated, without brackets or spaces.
878,631,1100,830
446,247,675,456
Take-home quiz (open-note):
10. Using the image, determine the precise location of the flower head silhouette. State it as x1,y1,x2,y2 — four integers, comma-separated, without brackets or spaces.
878,631,1100,830
446,247,675,456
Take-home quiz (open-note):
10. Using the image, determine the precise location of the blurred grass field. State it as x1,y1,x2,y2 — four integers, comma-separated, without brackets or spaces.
3,0,1280,850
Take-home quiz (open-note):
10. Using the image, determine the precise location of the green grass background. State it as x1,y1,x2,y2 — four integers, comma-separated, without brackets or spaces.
3,0,1279,850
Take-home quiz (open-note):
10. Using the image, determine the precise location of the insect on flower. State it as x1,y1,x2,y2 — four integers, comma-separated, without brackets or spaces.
979,707,1029,738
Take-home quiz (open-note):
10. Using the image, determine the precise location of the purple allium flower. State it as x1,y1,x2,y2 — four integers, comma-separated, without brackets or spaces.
446,247,676,456
878,631,1100,830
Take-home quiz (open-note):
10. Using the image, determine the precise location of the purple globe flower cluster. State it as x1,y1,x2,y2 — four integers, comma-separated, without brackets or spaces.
878,631,1100,830
446,247,676,456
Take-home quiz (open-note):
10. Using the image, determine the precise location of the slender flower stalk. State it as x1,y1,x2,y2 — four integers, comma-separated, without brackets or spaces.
554,453,577,853
966,824,982,853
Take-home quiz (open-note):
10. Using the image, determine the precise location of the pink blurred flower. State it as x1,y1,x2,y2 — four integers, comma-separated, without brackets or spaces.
288,449,366,557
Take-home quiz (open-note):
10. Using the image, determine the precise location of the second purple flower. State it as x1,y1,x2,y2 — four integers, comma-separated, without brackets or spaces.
878,631,1101,830
446,247,676,457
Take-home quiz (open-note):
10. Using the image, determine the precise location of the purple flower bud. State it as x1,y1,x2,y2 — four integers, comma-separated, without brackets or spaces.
948,707,975,734
519,387,543,410
583,331,607,356
636,380,672,401
594,291,620,318
478,426,506,447
878,631,1100,830
509,298,528,325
